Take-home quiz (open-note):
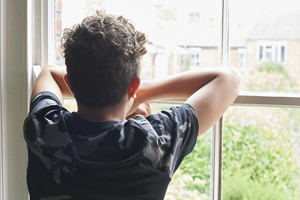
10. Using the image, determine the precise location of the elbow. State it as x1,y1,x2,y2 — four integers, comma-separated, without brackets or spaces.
226,67,242,96
227,67,242,81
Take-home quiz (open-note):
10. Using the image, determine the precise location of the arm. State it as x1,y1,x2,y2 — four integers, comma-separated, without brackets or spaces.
131,67,242,136
30,65,73,103
31,65,152,119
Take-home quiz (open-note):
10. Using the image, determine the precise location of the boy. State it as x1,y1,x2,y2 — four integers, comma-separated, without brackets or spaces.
23,10,241,200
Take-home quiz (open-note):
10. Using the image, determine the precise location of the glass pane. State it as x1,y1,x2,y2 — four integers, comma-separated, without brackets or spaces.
55,0,222,80
223,106,300,199
229,0,300,93
259,46,263,61
265,51,272,60
281,46,285,63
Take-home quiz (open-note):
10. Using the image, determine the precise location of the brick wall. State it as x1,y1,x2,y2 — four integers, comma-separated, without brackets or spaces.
200,48,219,67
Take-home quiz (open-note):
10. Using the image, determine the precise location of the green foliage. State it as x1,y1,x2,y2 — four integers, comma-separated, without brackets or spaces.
173,108,300,199
223,171,297,200
178,132,212,195
258,62,286,74
222,117,300,199
257,62,296,89
241,62,300,92
181,55,191,72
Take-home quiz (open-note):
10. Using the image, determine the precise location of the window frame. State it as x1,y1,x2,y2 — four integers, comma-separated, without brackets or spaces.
0,0,33,199
0,0,56,199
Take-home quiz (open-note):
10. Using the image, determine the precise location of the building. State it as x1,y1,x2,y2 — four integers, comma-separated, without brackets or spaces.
246,10,300,79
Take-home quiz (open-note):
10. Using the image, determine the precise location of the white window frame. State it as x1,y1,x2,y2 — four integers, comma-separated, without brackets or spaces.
1,0,300,200
0,0,33,199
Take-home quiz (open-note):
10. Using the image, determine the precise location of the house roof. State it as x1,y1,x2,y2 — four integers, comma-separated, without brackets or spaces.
248,10,300,40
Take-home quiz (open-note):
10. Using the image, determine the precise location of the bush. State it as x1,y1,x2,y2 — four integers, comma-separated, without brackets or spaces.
171,107,300,199
178,133,211,195
222,115,300,199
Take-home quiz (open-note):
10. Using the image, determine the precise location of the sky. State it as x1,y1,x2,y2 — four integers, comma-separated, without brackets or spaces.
61,0,300,26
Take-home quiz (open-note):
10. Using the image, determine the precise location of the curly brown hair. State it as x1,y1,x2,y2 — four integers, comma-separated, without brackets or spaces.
61,10,147,108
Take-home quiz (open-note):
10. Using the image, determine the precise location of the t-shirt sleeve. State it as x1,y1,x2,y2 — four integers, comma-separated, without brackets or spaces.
136,103,199,177
29,91,62,114
24,91,65,143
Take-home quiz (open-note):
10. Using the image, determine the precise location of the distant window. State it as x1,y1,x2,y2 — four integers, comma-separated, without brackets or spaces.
164,9,176,21
189,47,201,69
209,18,217,28
258,43,286,64
191,53,200,67
189,12,200,24
238,48,246,70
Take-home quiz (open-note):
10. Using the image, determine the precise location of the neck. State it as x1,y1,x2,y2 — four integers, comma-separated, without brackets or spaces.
76,102,128,122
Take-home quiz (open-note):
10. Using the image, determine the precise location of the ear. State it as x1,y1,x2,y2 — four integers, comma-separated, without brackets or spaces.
63,74,73,94
128,76,141,99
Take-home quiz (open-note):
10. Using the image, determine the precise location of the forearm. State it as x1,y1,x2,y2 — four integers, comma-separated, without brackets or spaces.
48,66,73,98
131,67,241,136
135,67,231,104
30,65,73,103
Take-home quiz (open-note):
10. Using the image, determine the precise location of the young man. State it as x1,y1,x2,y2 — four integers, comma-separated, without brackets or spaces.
23,10,241,200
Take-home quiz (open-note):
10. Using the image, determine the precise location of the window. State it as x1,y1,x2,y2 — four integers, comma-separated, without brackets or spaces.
237,48,246,70
189,12,200,24
1,0,300,200
258,42,286,64
190,47,201,70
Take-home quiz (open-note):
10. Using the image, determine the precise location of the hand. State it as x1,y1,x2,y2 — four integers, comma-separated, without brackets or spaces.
126,102,151,119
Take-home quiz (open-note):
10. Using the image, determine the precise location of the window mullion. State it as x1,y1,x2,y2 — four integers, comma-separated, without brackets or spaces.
211,0,229,199
0,0,3,198
211,117,224,200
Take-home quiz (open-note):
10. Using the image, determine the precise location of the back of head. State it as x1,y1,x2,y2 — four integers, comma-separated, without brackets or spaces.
61,10,147,108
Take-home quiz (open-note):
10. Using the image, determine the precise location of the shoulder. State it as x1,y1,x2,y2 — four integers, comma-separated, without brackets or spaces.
130,104,199,177
29,91,63,114
131,103,198,135
24,92,68,141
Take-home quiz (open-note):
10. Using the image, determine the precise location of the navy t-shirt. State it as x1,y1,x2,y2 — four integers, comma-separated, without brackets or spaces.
23,92,199,200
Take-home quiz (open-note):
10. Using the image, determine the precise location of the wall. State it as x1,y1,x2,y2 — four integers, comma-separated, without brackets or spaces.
286,40,300,80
